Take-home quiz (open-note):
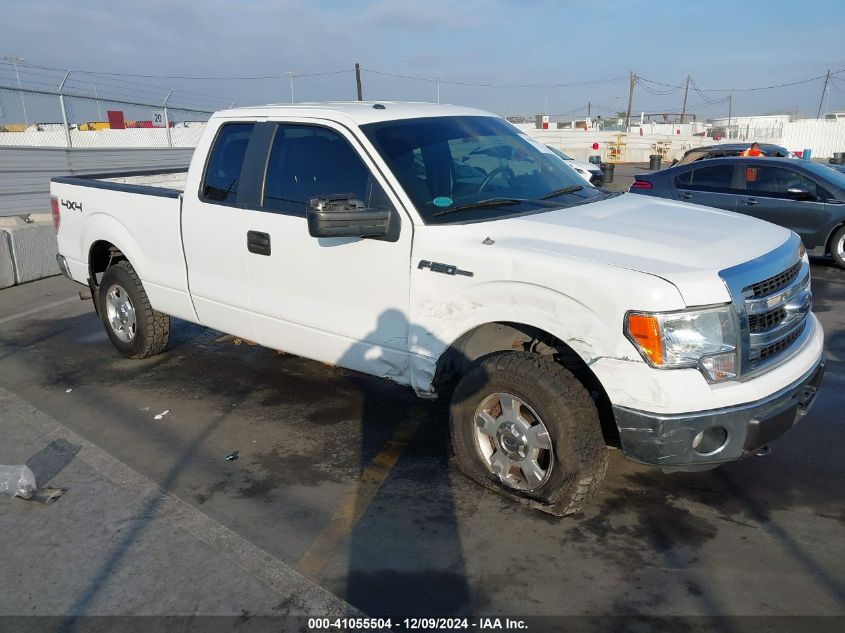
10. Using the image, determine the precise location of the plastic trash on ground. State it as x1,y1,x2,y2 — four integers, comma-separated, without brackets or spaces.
0,465,37,499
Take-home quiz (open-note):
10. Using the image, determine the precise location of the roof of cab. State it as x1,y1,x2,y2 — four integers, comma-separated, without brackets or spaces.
210,101,497,126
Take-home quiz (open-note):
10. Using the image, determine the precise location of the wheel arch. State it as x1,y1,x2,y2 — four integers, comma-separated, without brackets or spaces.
824,221,845,255
432,321,619,447
82,214,147,285
88,239,127,281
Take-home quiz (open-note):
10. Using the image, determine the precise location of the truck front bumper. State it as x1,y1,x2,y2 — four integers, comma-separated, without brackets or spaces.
612,355,825,471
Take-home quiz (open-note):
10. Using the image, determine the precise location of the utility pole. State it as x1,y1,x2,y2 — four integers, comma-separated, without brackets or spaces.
727,94,732,137
2,55,28,125
680,75,690,124
436,77,441,104
587,101,591,118
163,89,173,148
817,69,831,119
355,63,363,101
286,71,295,103
625,71,635,131
92,81,102,120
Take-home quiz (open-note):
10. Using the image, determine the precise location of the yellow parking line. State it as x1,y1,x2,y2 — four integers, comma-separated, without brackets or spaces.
295,416,421,580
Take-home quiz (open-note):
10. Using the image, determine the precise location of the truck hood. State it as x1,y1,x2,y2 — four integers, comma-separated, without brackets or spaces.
490,193,793,306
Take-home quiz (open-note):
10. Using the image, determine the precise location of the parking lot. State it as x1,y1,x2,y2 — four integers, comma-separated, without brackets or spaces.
1,247,843,627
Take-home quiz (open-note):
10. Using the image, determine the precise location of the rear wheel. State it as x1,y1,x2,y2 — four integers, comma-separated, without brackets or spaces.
830,226,845,269
98,260,170,358
449,352,608,516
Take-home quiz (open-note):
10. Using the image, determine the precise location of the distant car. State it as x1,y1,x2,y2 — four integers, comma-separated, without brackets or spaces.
629,156,845,267
547,147,604,186
676,143,792,166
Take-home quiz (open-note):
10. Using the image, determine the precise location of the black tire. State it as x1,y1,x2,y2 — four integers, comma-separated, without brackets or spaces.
98,260,170,359
829,226,845,269
449,352,608,516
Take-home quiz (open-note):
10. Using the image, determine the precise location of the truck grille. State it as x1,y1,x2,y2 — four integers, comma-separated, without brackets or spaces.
743,264,811,371
748,307,787,333
747,262,801,298
750,322,806,363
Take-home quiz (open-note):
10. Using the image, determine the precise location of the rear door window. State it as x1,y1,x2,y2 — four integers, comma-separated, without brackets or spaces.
261,124,394,217
675,164,735,191
201,122,255,203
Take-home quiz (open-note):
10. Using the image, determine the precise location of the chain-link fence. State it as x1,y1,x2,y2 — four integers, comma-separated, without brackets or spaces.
0,85,213,148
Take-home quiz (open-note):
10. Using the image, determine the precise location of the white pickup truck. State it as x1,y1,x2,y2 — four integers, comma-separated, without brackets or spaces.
51,102,825,515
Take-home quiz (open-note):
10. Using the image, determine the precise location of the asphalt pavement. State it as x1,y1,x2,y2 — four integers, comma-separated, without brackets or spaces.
0,257,843,630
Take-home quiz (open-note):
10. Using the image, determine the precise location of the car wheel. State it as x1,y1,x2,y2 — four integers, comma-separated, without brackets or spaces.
449,352,608,516
98,260,170,358
830,225,845,269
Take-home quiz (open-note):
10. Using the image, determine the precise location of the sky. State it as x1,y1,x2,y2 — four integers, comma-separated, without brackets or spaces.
1,0,844,120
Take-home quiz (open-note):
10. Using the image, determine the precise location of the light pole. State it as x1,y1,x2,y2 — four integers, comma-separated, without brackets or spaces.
287,71,296,103
2,55,28,126
91,81,102,120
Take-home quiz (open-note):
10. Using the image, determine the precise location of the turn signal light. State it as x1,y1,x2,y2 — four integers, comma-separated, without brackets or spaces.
626,314,662,364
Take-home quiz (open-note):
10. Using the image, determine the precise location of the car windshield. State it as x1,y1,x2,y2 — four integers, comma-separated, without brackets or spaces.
803,161,845,190
362,116,607,224
677,149,711,165
548,147,573,161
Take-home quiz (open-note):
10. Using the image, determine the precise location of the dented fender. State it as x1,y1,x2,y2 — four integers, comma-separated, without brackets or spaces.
407,275,686,399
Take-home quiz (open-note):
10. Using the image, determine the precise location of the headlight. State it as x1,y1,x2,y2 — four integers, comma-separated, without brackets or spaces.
625,306,738,382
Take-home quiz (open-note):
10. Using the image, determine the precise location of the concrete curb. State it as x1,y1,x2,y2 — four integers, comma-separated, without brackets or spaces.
0,385,357,616
0,217,60,287
0,231,14,289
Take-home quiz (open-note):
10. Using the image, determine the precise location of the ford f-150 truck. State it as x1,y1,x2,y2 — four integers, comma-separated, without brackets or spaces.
51,102,825,515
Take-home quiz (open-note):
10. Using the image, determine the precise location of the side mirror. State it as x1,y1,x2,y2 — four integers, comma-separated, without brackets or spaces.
786,186,814,200
307,195,390,239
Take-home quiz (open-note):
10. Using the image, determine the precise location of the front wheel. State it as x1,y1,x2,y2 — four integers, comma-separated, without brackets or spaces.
830,226,845,269
98,260,170,358
449,352,608,516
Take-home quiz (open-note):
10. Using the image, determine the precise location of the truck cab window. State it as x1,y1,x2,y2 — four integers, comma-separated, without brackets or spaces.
202,123,255,203
262,124,394,216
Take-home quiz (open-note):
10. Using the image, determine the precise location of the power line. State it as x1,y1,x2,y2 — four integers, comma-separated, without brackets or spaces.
636,76,683,96
3,60,353,81
638,69,845,93
361,68,627,89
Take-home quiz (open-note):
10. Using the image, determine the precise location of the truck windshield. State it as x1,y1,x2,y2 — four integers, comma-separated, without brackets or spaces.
362,116,608,224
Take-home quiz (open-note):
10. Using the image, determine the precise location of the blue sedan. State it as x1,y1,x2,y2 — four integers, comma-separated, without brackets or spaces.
629,157,845,268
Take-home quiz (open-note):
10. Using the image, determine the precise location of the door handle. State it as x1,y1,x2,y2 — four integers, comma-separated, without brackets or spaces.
247,231,271,256
679,192,692,200
743,198,758,206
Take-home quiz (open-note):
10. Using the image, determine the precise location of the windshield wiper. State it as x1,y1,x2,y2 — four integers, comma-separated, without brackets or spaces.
539,184,583,200
431,197,526,217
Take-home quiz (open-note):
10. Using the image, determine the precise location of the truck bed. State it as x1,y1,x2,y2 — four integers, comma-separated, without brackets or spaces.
51,167,194,321
52,168,187,198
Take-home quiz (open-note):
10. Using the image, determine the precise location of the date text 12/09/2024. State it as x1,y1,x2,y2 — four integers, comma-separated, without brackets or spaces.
307,617,528,630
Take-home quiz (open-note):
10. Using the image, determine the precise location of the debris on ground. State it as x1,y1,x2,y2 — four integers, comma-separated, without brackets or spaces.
215,334,258,346
154,409,171,420
30,487,67,504
65,388,73,393
0,465,37,499
225,451,239,461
